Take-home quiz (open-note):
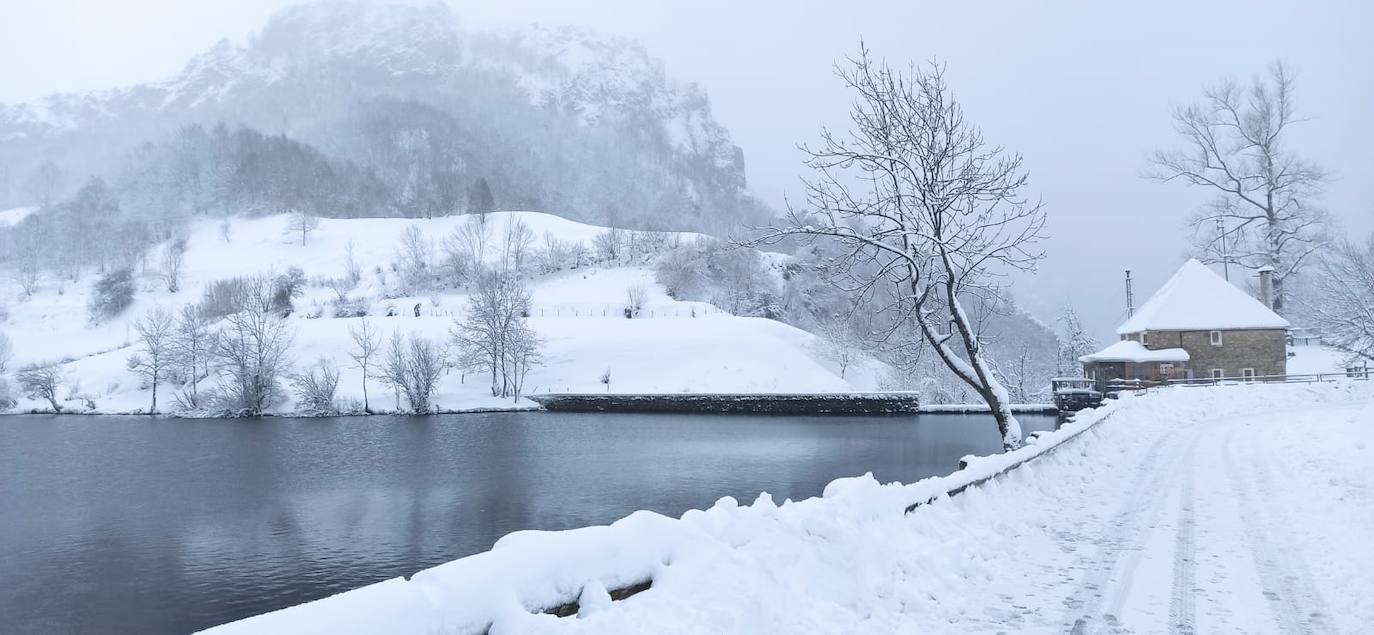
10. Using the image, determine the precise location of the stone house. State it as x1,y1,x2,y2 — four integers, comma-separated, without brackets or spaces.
1081,259,1289,386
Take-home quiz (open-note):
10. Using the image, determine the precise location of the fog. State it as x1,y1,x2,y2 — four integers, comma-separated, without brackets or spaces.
3,0,1370,336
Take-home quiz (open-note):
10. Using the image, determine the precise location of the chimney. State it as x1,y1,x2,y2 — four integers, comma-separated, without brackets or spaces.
1258,266,1275,310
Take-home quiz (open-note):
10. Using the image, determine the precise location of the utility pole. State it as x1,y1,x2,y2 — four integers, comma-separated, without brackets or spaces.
1215,216,1231,281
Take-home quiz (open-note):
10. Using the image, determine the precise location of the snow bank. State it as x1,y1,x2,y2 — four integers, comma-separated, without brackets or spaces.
0,206,36,227
201,381,1374,633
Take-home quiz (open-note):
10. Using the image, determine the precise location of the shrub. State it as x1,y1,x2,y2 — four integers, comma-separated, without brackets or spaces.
88,267,135,323
199,278,250,320
271,267,306,315
17,362,63,411
290,359,340,416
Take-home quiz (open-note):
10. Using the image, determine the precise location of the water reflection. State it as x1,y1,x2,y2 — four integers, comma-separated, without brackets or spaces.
0,411,1056,633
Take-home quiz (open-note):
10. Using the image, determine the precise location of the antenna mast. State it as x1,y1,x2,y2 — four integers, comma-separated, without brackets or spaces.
1125,269,1135,317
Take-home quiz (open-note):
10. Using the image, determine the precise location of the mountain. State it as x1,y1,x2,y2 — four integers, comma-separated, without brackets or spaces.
0,0,768,233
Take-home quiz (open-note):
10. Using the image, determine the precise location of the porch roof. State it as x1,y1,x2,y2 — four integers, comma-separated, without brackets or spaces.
1080,340,1190,364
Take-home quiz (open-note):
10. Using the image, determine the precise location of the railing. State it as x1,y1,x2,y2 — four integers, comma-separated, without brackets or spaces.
1167,371,1370,387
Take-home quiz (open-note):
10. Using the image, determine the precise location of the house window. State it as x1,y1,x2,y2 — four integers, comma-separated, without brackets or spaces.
1242,368,1256,381
1211,369,1224,380
1210,330,1223,346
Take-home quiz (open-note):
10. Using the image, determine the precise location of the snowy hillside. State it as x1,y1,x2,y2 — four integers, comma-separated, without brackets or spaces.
0,211,883,415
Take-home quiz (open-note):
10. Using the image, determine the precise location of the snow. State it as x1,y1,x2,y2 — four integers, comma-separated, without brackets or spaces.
201,381,1374,633
1079,339,1190,363
0,211,881,414
1287,343,1360,375
1116,259,1290,334
0,206,36,227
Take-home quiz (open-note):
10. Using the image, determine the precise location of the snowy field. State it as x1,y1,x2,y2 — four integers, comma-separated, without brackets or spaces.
1,212,884,414
203,381,1374,633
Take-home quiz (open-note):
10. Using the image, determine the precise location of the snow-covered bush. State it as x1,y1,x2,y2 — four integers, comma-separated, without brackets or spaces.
88,267,135,323
199,277,251,320
625,285,647,318
332,297,369,318
593,229,625,264
536,233,572,274
290,359,340,416
271,267,306,315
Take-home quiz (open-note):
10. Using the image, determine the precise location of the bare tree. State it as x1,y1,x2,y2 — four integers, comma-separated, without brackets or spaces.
452,271,541,399
286,208,320,245
127,306,175,413
745,49,1046,449
348,318,380,412
1303,236,1374,364
172,305,214,410
344,240,362,286
1148,61,1326,313
402,335,447,411
377,331,407,411
813,314,868,379
503,322,542,401
442,215,491,285
395,224,434,294
17,362,64,411
0,331,12,374
375,330,447,412
161,238,186,293
212,277,294,415
14,232,41,298
593,229,624,265
498,217,534,276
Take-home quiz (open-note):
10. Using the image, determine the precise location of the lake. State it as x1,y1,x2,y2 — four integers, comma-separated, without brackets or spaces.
0,411,1056,634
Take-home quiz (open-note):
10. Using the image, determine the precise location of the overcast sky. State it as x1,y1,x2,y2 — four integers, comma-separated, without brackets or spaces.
3,0,1371,336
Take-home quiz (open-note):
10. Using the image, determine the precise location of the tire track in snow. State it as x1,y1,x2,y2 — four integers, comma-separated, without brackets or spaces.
1065,433,1180,633
1222,430,1332,634
1167,443,1197,635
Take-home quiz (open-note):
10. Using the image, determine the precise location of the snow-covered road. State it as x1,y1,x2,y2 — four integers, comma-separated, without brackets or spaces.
205,382,1374,634
1063,406,1342,634
541,384,1374,634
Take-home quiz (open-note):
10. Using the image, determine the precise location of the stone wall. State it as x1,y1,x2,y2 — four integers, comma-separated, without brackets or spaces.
1140,329,1287,379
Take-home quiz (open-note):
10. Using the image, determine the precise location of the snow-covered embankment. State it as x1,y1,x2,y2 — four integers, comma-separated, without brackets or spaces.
204,381,1374,634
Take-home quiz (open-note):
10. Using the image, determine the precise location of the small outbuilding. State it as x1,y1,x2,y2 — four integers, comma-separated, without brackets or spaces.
1081,259,1289,387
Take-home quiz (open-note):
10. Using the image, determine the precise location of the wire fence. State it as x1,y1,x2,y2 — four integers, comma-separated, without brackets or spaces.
401,304,729,320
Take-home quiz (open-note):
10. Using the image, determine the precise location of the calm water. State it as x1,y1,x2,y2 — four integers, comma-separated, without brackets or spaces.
0,411,1056,634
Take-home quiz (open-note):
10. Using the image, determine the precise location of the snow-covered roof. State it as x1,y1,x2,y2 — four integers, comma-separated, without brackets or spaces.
1116,259,1290,335
1080,340,1190,364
